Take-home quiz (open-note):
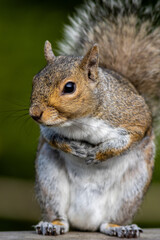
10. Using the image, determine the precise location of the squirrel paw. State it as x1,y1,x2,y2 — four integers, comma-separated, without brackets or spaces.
100,223,143,238
34,220,68,235
85,156,100,165
69,141,88,158
85,150,100,165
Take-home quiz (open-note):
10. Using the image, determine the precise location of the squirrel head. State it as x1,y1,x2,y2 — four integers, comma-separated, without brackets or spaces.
29,41,100,126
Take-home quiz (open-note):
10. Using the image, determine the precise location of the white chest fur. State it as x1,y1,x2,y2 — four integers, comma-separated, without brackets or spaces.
41,117,129,145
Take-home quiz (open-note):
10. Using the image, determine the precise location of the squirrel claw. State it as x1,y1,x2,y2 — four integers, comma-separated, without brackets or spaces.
85,153,100,165
85,158,100,165
70,141,88,158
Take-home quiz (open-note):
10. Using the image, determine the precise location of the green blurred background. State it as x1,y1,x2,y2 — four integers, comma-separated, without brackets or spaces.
0,0,159,231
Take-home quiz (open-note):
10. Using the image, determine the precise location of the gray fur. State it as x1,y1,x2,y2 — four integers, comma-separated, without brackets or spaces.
35,134,154,235
58,0,160,55
35,143,70,222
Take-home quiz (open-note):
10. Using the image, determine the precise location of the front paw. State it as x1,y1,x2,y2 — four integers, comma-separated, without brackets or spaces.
34,221,68,236
69,141,88,158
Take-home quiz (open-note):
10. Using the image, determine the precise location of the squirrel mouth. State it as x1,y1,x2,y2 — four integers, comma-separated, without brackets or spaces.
39,118,67,128
29,105,67,126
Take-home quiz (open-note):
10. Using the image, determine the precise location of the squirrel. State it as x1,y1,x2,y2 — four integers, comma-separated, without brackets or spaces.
29,0,160,238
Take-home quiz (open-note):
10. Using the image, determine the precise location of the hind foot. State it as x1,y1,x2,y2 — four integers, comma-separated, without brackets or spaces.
34,220,69,236
100,223,143,238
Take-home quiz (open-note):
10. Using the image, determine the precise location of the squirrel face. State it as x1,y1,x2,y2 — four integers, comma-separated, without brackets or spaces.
29,41,100,126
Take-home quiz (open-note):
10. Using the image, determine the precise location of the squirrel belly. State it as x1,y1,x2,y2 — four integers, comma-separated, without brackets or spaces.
36,128,154,231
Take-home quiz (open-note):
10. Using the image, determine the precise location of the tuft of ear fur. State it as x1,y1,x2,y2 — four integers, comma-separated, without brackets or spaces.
80,44,99,81
44,40,55,63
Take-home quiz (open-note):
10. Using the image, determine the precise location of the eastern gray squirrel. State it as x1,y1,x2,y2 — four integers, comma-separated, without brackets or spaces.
29,0,160,238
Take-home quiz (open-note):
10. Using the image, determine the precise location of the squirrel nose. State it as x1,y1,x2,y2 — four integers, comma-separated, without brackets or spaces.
29,106,43,122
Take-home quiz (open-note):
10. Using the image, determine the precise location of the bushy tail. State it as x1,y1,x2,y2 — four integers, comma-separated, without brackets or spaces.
58,0,160,131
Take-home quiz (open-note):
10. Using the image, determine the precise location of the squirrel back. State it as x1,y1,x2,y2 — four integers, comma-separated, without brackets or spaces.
59,0,160,130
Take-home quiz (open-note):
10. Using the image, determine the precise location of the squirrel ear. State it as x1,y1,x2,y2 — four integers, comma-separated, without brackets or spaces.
80,44,99,80
44,40,55,63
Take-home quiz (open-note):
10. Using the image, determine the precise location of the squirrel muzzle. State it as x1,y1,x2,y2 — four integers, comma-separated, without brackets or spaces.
29,105,43,123
29,104,67,126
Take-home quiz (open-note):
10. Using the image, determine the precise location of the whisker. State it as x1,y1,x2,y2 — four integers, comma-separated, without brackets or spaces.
0,108,29,122
12,113,29,122
12,116,33,136
24,117,35,131
3,112,29,119
19,115,32,131
0,109,29,114
0,110,30,128
0,98,29,109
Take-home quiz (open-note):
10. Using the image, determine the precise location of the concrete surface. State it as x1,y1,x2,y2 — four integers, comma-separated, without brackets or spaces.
0,229,159,240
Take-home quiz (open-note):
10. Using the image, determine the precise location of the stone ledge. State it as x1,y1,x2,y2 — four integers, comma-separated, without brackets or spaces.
0,229,159,240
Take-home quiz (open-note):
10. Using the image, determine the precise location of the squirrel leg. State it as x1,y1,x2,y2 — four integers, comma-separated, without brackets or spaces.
100,223,143,238
35,141,70,235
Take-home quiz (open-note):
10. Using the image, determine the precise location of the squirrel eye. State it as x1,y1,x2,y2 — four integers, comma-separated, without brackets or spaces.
88,70,91,79
62,81,76,94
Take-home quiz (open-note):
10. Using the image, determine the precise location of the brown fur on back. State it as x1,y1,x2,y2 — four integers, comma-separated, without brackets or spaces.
84,16,160,120
59,0,160,130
